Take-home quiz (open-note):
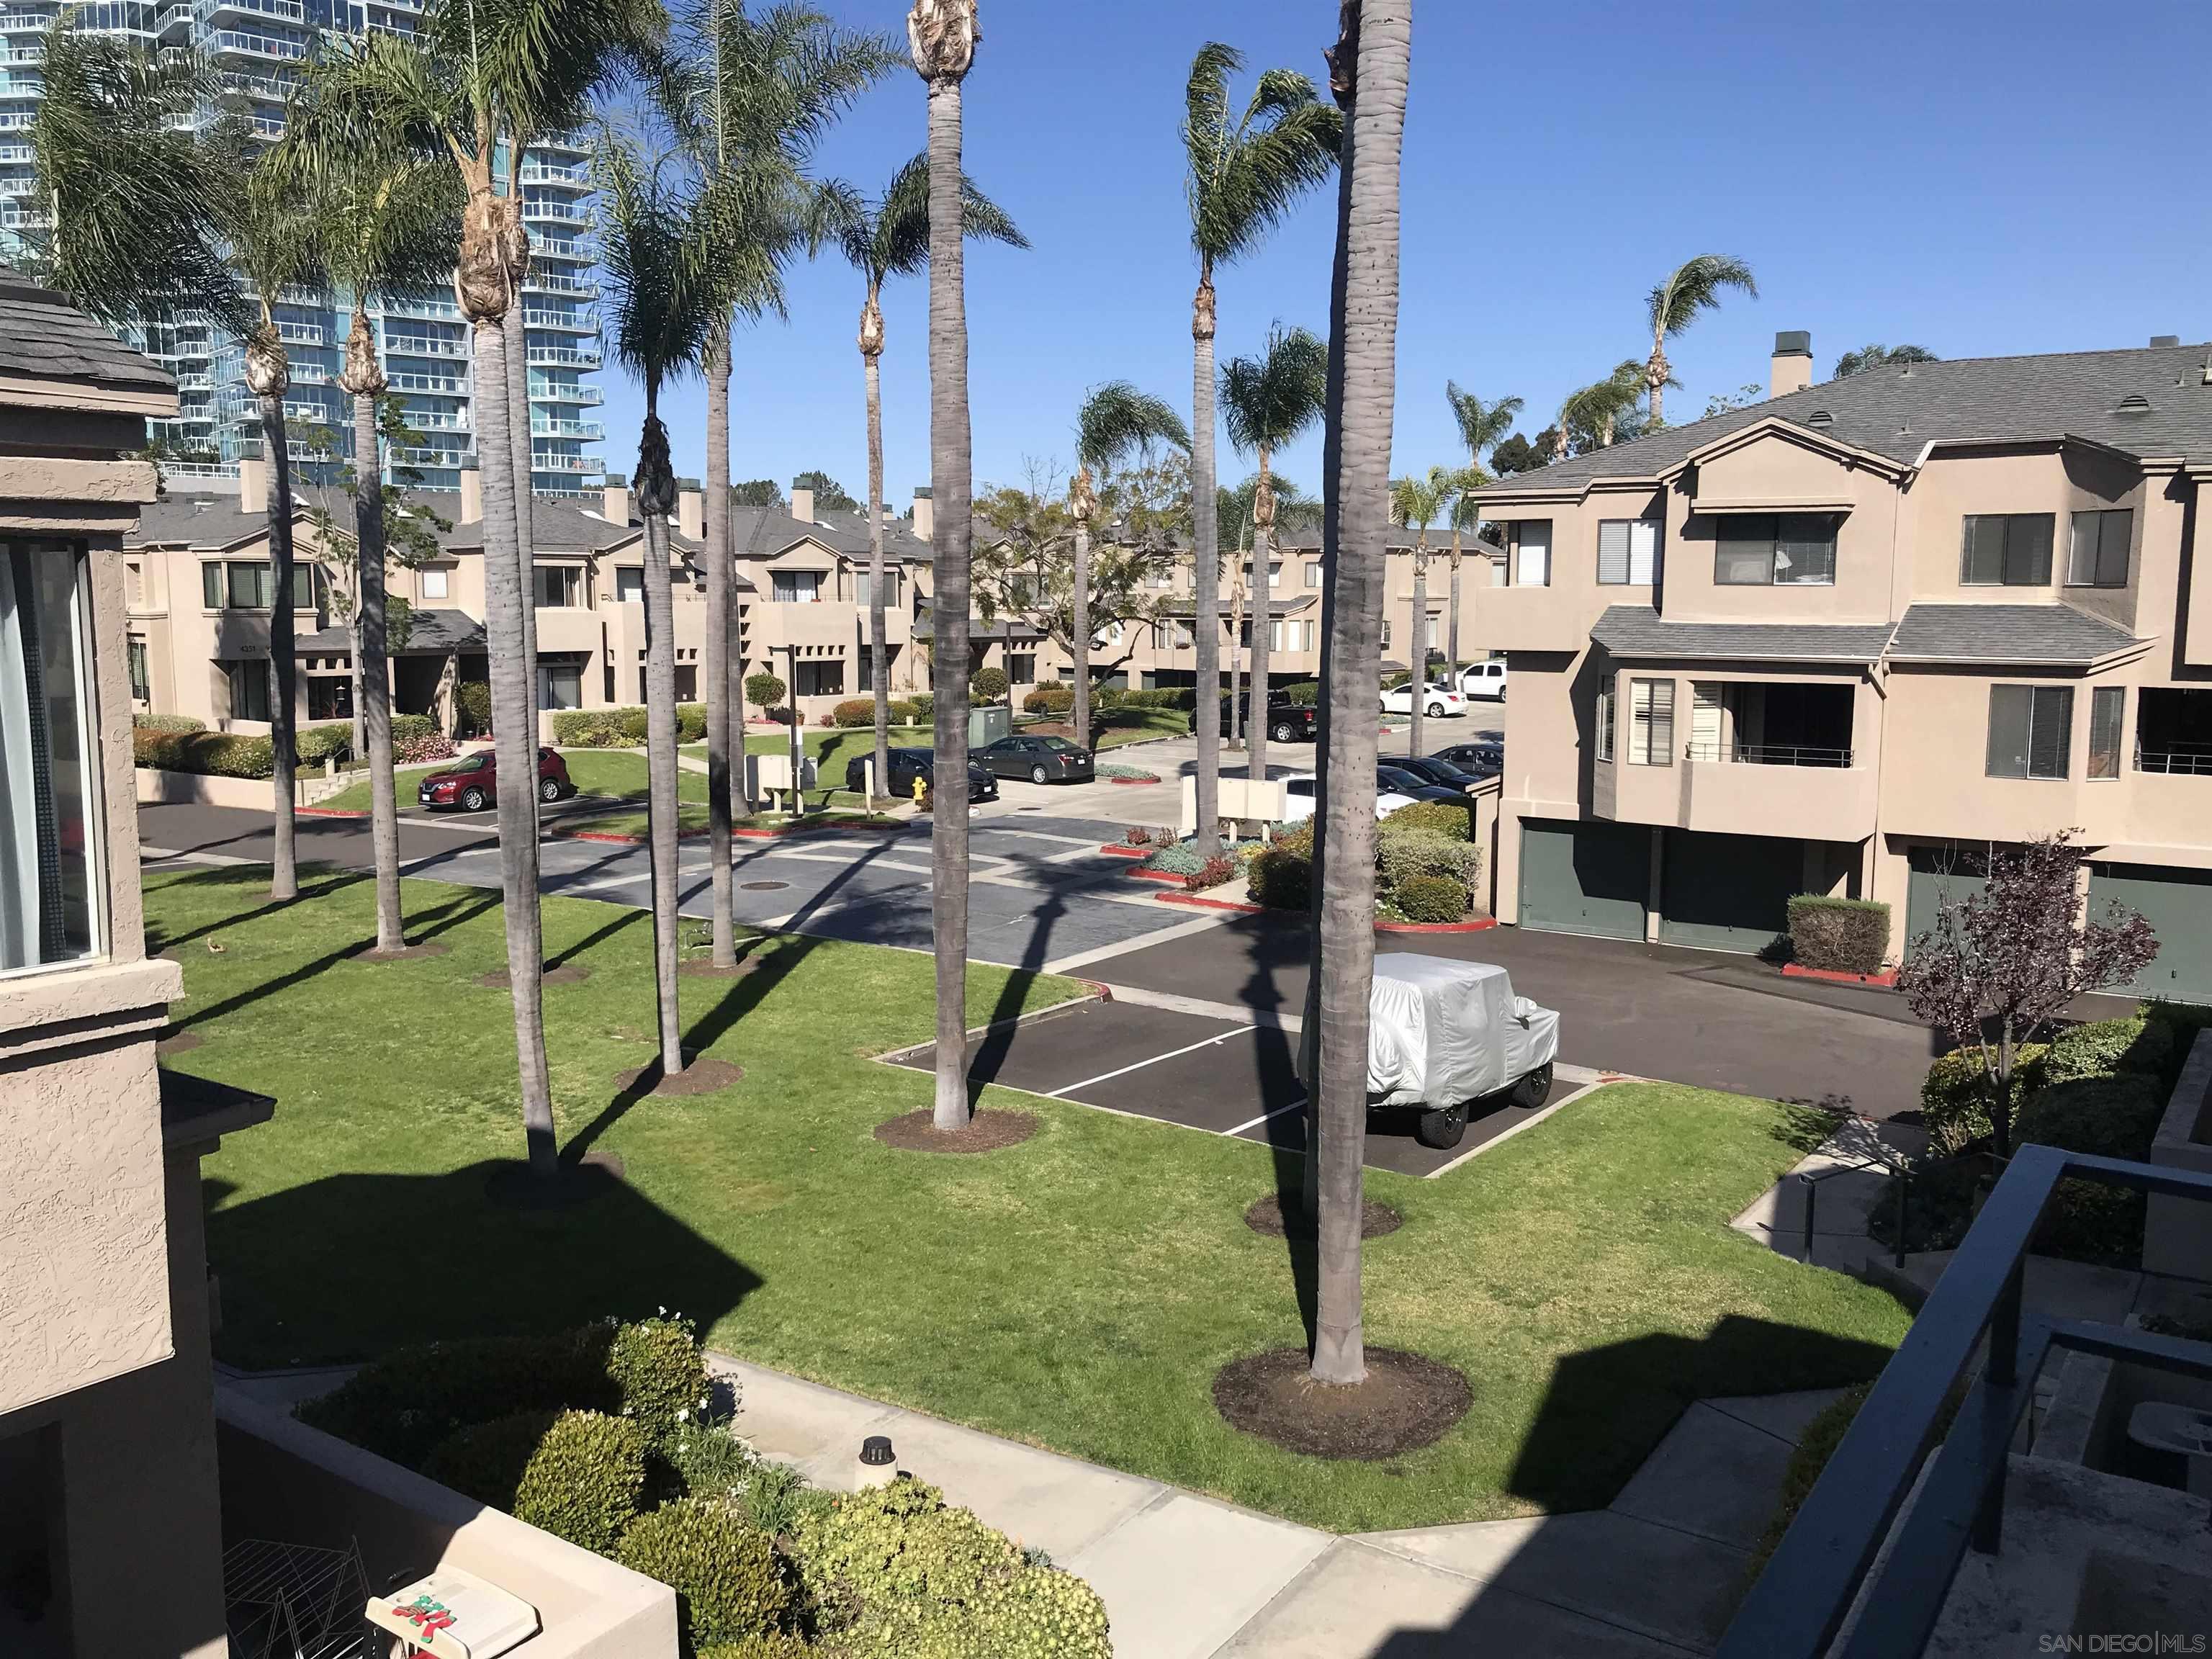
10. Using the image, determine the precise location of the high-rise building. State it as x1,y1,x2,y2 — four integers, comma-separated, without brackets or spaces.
0,0,606,495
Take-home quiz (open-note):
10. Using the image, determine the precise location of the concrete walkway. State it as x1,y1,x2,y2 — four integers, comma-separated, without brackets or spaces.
714,1354,1838,1658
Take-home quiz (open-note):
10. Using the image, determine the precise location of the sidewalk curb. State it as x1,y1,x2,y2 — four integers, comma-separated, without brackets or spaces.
1375,915,1499,934
1156,891,1262,914
1780,962,1899,989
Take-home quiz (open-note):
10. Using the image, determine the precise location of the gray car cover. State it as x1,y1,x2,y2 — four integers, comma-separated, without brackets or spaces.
1358,955,1560,1108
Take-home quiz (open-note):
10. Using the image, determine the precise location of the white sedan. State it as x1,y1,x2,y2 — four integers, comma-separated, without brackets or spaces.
1279,772,1421,824
1380,682,1466,718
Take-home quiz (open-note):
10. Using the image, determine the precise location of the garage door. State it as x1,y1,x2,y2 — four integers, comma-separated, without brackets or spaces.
1519,819,1647,941
1659,830,1802,955
1903,846,1988,960
2089,864,2212,1002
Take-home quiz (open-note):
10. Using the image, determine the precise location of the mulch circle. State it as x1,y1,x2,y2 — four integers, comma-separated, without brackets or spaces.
156,1028,203,1058
611,1053,745,1097
475,963,593,989
359,940,451,962
1244,1193,1403,1240
1213,1346,1472,1461
873,1109,1038,1154
485,1148,626,1210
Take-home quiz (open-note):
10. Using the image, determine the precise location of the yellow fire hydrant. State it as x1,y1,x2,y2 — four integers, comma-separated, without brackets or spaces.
912,773,927,809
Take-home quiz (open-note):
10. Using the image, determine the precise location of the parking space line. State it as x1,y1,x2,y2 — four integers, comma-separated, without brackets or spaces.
1046,1026,1244,1098
1223,1099,1304,1137
1043,912,1237,976
1086,982,1302,1032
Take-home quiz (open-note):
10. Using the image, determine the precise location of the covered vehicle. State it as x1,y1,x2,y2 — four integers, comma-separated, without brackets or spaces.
1362,956,1559,1148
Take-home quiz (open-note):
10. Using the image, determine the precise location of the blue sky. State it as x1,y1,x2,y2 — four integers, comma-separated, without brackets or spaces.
599,0,2212,507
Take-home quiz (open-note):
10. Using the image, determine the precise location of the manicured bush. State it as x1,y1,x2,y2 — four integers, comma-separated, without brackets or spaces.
1785,896,1891,976
1022,685,1073,714
1280,681,1319,703
907,692,933,721
1395,874,1470,923
668,1420,756,1502
889,699,921,724
133,727,274,778
678,703,708,743
606,1313,713,1451
745,673,786,709
422,1409,647,1557
456,680,493,737
1377,830,1482,896
390,714,439,745
1185,855,1236,892
617,1496,791,1647
1247,845,1310,910
1378,799,1473,841
1141,841,1205,876
2015,1074,2164,1161
970,666,1009,703
552,710,638,747
1093,686,1125,710
1097,763,1156,782
2039,1016,2173,1086
619,707,650,743
696,1636,811,1659
831,698,876,729
133,712,206,733
295,723,352,765
1918,1045,2049,1156
396,731,458,765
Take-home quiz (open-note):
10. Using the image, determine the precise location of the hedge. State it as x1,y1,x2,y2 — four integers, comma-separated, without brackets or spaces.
1377,830,1482,896
617,1496,791,1648
421,1409,647,1557
391,714,439,745
2016,1074,2164,1161
889,699,922,724
1785,895,1890,975
1379,799,1473,841
1395,874,1470,923
1919,1044,2049,1156
132,713,205,734
1280,681,1319,703
830,698,876,729
2039,1016,2173,1086
1022,685,1074,714
297,723,353,766
606,1313,711,1451
1247,845,1310,910
134,727,274,778
970,666,1009,703
552,706,703,748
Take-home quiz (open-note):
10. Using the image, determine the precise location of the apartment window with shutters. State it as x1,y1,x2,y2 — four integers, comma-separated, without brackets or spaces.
2087,685,2125,779
1596,518,1661,585
1714,514,1835,585
1987,684,2072,778
1,544,104,974
771,570,822,603
1629,678,1674,765
2067,510,2132,588
1961,514,2054,586
1595,673,1616,762
1510,521,1551,586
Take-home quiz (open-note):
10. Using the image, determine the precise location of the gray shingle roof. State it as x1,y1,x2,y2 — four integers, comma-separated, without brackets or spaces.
1590,605,1897,662
1477,339,2212,499
0,264,174,395
297,607,484,656
1887,603,2141,665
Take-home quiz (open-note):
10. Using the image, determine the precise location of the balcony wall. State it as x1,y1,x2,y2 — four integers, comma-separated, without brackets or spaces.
533,606,603,657
1465,580,1594,654
1681,755,1878,840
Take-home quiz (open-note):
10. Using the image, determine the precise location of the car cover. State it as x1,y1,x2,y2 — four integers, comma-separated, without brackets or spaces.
1357,956,1560,1108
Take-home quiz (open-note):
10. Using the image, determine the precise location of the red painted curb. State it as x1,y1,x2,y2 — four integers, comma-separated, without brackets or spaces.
1079,979,1115,1002
1375,915,1500,934
297,806,367,819
1127,866,1188,884
1781,962,1898,988
1107,775,1160,786
553,827,711,845
1156,891,1262,914
1097,843,1151,858
732,820,905,840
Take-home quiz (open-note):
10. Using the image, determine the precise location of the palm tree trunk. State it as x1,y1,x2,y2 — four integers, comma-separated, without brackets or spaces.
703,322,737,966
259,391,299,904
1227,583,1243,751
1071,517,1091,751
1408,544,1426,758
1446,531,1462,698
473,313,557,1179
639,401,685,1077
1647,331,1666,427
864,316,891,801
925,64,975,1134
501,303,540,804
352,386,405,953
1249,454,1272,786
1190,267,1221,860
1310,0,1410,1390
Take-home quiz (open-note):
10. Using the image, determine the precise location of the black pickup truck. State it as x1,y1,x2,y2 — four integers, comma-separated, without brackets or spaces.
1187,695,1320,743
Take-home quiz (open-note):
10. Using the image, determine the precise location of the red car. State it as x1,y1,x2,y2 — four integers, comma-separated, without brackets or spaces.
417,747,571,812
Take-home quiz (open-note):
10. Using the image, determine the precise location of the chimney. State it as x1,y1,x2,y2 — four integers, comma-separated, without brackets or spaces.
912,486,934,543
677,477,704,541
238,453,268,516
789,481,815,525
458,462,482,525
2150,334,2181,349
602,472,631,526
1770,331,1814,398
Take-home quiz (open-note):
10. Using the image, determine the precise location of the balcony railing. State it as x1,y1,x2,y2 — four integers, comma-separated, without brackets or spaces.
521,307,594,333
530,383,601,405
2135,744,2212,775
383,333,465,358
527,345,601,367
1722,1143,2212,1659
387,372,464,395
1683,741,1853,769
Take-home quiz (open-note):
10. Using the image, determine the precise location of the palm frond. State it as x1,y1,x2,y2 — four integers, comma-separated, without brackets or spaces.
866,150,1024,283
594,124,719,396
1647,253,1758,338
660,0,898,170
1219,322,1327,456
1444,382,1521,460
1076,382,1190,470
1389,472,1447,534
1184,48,1341,270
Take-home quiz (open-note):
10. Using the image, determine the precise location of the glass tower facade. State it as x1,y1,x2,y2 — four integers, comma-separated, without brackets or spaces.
0,0,605,495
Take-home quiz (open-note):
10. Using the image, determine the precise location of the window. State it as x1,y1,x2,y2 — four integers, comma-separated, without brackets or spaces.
1596,519,1661,585
307,676,351,720
225,659,271,722
2067,510,2132,588
1006,652,1035,684
2088,685,2125,779
614,567,643,603
1960,514,2054,587
420,566,450,601
1425,617,1439,649
1269,619,1283,652
1595,673,1616,762
202,559,278,610
1986,684,2072,778
536,660,583,709
795,660,844,697
532,565,583,608
1,544,103,974
1303,619,1318,652
673,665,696,702
772,570,822,603
1380,619,1393,649
127,638,149,701
1511,521,1551,587
1304,562,1321,588
1629,678,1674,766
1714,514,1836,585
202,562,222,610
125,560,145,608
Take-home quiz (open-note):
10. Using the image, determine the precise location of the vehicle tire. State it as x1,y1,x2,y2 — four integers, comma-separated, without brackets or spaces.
1272,719,1297,742
1427,701,1444,717
461,786,488,812
538,775,562,803
1030,764,1050,785
1416,1103,1467,1149
1513,1061,1554,1110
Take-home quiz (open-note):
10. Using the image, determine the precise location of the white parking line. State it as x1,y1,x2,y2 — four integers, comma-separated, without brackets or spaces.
1046,1026,1243,1098
1043,912,1236,975
1223,1098,1305,1137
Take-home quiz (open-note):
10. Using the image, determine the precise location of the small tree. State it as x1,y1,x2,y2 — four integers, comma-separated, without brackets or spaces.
745,671,786,709
970,665,1008,704
732,479,783,507
1897,832,2157,1159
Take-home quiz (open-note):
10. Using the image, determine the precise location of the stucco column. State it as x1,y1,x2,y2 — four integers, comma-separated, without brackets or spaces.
1645,827,1665,944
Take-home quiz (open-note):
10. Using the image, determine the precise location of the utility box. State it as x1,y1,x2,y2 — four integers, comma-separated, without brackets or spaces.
969,705,1012,749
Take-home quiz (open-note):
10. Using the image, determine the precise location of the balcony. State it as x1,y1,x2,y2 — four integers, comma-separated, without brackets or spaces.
525,272,598,297
521,199,587,224
1467,578,1593,655
274,320,323,345
517,161,587,186
531,418,601,439
534,236,589,262
387,372,465,395
377,293,461,321
522,307,595,333
531,383,601,405
528,345,601,368
529,452,601,474
383,333,466,358
207,27,307,60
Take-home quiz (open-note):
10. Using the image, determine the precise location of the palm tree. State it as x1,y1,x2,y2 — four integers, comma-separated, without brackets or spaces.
1443,382,1516,691
1219,325,1324,788
1308,0,1409,1390
1833,342,1938,379
1388,469,1446,757
910,0,981,1134
1644,254,1756,426
599,136,719,1081
1439,464,1487,692
830,154,1024,810
1182,42,1341,860
1071,382,1187,750
1560,359,1649,451
270,52,462,953
665,1,898,969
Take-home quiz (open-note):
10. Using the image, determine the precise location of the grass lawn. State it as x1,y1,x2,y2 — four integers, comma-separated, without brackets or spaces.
154,869,1909,1533
1093,709,1186,750
315,750,705,817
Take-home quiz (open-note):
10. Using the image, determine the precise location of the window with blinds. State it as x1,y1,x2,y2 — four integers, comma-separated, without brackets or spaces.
1629,678,1674,766
1595,674,1617,762
1714,515,1836,585
1986,684,2072,778
2066,510,2132,589
1596,518,1660,585
1511,521,1552,587
1961,514,2054,586
2088,685,2125,779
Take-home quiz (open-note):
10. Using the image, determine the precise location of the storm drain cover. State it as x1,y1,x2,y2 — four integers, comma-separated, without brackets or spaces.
740,880,789,891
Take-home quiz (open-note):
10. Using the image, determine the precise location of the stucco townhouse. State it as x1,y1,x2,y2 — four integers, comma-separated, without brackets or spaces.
1468,330,2212,1002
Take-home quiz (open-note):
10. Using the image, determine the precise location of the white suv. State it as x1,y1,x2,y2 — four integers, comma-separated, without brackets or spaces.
1460,660,1507,701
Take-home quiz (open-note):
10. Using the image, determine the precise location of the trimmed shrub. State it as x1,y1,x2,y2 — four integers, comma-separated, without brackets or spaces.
617,1496,791,1647
696,1637,811,1659
397,731,458,765
619,708,650,744
134,727,274,778
1379,799,1473,841
390,714,439,745
552,710,627,747
678,703,708,743
456,680,493,738
1395,874,1470,924
745,673,786,709
2040,1016,2173,1086
831,698,876,729
606,1313,712,1451
970,666,1009,704
1022,685,1073,714
907,693,933,722
2016,1074,2164,1161
422,1409,647,1557
1097,763,1157,781
1377,830,1482,895
668,1421,756,1502
889,699,921,724
1248,845,1310,910
1785,896,1891,975
1141,841,1206,876
132,712,205,733
1919,1045,2049,1156
1093,686,1125,711
296,723,353,766
1184,855,1236,893
1280,681,1319,703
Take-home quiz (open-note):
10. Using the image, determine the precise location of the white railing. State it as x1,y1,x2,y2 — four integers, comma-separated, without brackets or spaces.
387,372,464,395
521,199,586,223
530,453,601,473
389,446,466,468
163,461,238,478
408,410,469,431
521,308,593,332
288,362,327,384
531,384,601,405
379,294,461,320
525,272,597,297
527,345,601,367
208,28,305,60
0,177,32,197
534,236,588,261
1,42,42,62
207,0,305,21
517,162,585,185
383,333,465,358
531,418,601,439
274,320,322,344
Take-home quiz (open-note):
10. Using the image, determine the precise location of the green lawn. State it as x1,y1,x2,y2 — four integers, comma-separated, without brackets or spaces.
1093,709,1186,750
153,869,1908,1533
315,750,705,817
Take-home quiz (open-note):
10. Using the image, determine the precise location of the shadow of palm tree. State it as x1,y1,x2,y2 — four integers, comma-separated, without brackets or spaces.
147,867,369,953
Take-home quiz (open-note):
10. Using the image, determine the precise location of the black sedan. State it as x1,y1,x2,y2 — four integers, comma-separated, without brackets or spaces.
1377,763,1470,805
1188,695,1319,744
844,746,999,804
975,733,1095,784
1434,741,1503,778
1388,753,1488,792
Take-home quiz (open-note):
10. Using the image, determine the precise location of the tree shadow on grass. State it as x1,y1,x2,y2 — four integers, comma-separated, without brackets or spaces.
145,866,369,954
966,877,1070,1114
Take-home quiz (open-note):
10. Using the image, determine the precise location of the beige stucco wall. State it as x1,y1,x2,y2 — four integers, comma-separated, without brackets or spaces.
1675,433,1903,624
